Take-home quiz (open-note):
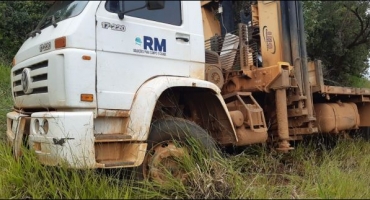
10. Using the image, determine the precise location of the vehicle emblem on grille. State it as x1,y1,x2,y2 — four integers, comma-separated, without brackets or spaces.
21,68,33,94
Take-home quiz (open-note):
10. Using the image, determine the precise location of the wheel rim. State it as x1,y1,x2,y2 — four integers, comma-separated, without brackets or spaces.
143,141,189,184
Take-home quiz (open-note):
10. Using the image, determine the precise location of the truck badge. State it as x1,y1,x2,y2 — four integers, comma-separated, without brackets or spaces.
21,68,33,94
39,42,51,52
101,22,126,32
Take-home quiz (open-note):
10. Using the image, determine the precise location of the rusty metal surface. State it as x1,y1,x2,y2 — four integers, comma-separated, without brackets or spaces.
234,125,268,146
13,117,27,160
6,112,29,152
143,141,188,183
275,89,293,151
95,142,147,168
268,66,291,90
311,60,325,93
229,110,244,127
224,92,267,131
94,134,132,143
308,61,318,88
97,109,130,117
6,119,15,146
224,92,268,146
288,127,318,135
222,64,290,94
322,85,370,95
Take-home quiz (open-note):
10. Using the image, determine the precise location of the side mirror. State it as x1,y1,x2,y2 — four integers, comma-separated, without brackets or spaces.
146,1,165,10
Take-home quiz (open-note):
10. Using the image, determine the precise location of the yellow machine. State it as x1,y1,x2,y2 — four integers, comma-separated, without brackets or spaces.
201,0,370,151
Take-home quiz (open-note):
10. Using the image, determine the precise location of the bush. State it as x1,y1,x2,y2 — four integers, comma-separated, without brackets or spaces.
0,1,50,64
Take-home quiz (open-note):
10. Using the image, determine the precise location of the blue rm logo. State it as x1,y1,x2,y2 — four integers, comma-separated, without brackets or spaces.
133,36,166,56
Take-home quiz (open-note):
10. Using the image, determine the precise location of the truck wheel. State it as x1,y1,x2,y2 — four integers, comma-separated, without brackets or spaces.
138,118,217,184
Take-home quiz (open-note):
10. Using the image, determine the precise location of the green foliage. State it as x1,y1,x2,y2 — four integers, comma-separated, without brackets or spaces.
303,1,370,86
0,1,50,64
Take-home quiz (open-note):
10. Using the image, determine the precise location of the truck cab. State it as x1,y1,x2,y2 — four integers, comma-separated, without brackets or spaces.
7,0,236,174
12,1,207,110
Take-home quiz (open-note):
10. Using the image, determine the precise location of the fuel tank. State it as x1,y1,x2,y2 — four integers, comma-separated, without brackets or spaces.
314,102,359,133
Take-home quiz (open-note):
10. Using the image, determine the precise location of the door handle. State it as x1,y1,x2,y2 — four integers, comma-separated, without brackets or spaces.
176,37,189,42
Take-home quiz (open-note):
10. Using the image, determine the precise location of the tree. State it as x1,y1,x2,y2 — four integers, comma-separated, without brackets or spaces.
0,1,50,64
303,1,370,86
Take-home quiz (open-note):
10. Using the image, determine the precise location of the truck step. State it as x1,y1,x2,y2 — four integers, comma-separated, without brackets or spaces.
94,134,132,143
96,160,135,167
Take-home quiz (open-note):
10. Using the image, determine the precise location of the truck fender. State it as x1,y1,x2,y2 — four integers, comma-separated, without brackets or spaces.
126,76,237,141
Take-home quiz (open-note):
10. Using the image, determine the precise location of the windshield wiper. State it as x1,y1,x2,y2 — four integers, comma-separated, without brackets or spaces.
39,17,52,30
27,14,59,38
51,15,58,28
39,14,59,30
27,29,41,38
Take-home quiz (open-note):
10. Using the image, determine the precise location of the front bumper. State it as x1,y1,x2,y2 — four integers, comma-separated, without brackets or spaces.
7,111,96,168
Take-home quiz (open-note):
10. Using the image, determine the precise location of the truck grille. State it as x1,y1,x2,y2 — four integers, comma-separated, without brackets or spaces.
13,60,48,97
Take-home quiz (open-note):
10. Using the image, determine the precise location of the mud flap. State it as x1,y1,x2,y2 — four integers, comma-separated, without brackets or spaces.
13,117,27,161
6,112,28,161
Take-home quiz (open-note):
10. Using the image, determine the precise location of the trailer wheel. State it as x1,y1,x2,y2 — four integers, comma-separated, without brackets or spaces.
137,118,217,183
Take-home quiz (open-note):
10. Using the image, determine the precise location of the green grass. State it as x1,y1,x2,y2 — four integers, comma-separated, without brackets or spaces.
1,134,370,198
227,140,370,199
0,144,137,198
1,62,370,198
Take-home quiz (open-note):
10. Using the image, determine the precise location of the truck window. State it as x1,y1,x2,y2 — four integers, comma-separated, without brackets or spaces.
105,1,182,26
38,1,89,30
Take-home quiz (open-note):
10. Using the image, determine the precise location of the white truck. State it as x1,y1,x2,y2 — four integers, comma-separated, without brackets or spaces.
6,0,370,183
7,1,237,182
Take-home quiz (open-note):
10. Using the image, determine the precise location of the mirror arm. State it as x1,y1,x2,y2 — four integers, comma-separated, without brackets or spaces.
118,4,147,20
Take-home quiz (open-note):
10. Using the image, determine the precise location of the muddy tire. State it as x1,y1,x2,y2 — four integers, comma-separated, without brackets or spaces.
134,118,217,183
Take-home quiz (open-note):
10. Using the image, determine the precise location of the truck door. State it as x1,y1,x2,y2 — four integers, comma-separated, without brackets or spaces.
95,1,193,110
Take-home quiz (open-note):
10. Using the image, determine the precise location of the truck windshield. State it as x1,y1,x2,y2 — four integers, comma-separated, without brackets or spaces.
37,1,89,30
